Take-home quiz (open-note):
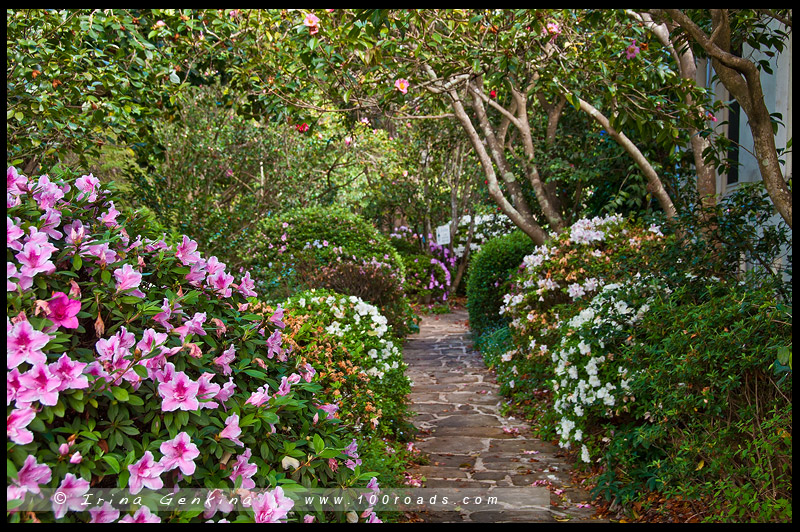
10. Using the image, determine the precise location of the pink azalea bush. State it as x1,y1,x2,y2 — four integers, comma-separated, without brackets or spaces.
6,166,380,523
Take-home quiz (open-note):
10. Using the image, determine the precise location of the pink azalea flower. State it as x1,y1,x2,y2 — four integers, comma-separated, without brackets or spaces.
84,242,117,266
7,317,52,368
367,477,380,493
301,363,316,383
89,501,120,523
98,201,120,227
175,235,202,265
266,330,282,359
7,405,37,445
269,305,285,329
45,292,81,329
113,263,145,297
158,371,200,412
214,345,236,376
317,403,339,420
127,451,164,495
15,233,57,284
196,373,221,409
394,78,410,94
52,473,91,518
152,298,176,330
217,378,236,404
276,376,292,396
245,385,270,407
7,455,51,502
49,354,89,391
185,261,207,286
17,364,62,406
69,451,82,464
237,271,257,298
32,174,65,210
7,166,28,196
137,328,168,355
159,431,200,475
304,515,316,523
7,367,23,405
75,174,101,203
120,506,161,523
39,208,63,240
174,312,207,341
7,216,25,251
203,489,235,519
205,256,225,276
220,413,244,446
251,486,294,523
207,269,234,298
228,448,257,489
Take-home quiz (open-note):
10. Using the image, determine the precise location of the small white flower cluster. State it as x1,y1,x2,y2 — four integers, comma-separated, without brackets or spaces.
450,213,516,258
568,214,622,245
285,291,405,380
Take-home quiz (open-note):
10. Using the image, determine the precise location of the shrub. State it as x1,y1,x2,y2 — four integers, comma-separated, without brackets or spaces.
6,166,381,523
282,289,411,436
466,230,537,337
238,206,415,336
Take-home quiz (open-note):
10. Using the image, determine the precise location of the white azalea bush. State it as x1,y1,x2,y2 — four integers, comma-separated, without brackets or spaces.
550,278,662,462
6,166,379,523
283,289,410,436
494,214,670,450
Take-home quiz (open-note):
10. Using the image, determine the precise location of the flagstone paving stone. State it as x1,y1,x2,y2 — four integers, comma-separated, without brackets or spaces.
403,309,599,523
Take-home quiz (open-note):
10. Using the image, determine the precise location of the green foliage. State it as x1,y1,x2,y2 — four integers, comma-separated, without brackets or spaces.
466,230,536,337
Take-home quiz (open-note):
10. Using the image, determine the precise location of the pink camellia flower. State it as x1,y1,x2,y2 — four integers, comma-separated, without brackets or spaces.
89,501,120,523
625,40,640,59
17,364,62,406
159,431,200,475
75,174,100,202
214,345,236,376
220,413,244,446
158,371,200,412
251,486,294,523
7,405,37,445
114,263,145,298
45,292,81,329
49,354,89,391
303,13,320,34
228,448,257,489
7,317,52,368
706,111,718,122
394,78,410,94
127,451,165,495
546,22,561,36
120,506,161,523
52,473,91,519
7,455,51,502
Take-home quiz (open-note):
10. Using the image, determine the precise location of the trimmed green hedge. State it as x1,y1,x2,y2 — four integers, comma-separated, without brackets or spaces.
466,230,536,337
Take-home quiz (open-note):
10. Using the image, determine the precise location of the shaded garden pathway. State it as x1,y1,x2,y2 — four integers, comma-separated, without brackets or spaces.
403,309,597,523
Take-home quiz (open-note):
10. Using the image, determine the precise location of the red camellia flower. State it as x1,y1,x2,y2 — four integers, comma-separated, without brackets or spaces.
295,123,310,133
490,90,497,98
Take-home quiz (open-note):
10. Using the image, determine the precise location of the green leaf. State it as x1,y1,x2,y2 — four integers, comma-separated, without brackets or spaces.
313,433,324,454
169,71,181,84
111,387,129,402
103,455,121,474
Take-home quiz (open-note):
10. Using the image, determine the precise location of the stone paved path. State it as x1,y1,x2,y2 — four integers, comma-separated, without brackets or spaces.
403,309,596,523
